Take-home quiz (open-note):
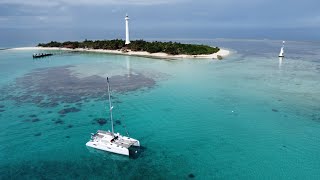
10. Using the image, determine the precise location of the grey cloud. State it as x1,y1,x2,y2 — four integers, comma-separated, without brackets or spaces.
0,0,187,7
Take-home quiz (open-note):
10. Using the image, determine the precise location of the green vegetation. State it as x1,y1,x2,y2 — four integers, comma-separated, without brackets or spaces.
38,39,219,55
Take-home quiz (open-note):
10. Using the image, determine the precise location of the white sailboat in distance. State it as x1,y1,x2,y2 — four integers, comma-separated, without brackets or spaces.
278,41,285,57
86,77,140,156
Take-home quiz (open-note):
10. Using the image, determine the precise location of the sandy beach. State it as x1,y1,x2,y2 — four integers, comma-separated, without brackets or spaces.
10,47,230,59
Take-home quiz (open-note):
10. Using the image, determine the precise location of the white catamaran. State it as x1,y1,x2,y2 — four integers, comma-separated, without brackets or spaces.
86,77,140,156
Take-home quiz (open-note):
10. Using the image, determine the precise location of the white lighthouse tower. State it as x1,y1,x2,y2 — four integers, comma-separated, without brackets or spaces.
125,14,130,45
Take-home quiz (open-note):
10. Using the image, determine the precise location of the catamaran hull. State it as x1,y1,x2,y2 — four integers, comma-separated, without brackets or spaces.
132,140,140,147
86,141,130,156
86,139,140,156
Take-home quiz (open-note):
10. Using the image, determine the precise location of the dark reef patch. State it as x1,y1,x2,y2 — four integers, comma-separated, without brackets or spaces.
32,96,44,104
94,118,107,126
39,102,59,108
34,133,42,136
113,100,122,104
0,65,156,108
162,108,173,112
54,119,64,124
66,136,70,138
67,124,73,128
58,107,81,115
188,173,195,178
0,155,174,179
29,114,37,118
0,109,5,112
0,105,4,108
272,109,279,112
76,103,82,106
311,114,320,122
31,118,40,122
115,120,121,125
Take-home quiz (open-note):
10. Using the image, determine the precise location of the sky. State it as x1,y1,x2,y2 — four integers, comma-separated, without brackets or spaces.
0,0,319,47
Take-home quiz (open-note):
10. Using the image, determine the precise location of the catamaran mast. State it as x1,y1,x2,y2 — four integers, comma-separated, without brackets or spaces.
107,77,114,136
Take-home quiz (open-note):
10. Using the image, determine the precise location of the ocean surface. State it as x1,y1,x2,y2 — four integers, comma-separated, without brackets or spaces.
1,39,320,179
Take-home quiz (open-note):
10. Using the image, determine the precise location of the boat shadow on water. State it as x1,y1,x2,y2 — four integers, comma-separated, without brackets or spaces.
86,145,146,160
129,145,147,159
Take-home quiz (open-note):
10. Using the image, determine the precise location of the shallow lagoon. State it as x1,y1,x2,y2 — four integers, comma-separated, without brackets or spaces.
1,39,320,179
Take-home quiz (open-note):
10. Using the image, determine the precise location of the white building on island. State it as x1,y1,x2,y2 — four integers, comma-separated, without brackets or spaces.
125,14,130,45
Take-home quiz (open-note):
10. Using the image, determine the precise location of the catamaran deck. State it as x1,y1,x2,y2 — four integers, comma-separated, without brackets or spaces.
96,130,138,148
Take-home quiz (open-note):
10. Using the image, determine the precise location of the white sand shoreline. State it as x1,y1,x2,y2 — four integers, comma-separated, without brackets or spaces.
9,47,230,59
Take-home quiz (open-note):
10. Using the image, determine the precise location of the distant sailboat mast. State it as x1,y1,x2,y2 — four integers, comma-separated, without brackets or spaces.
278,41,285,57
107,77,114,136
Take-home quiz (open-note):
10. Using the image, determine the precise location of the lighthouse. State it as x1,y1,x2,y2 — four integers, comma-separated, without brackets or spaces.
125,14,130,45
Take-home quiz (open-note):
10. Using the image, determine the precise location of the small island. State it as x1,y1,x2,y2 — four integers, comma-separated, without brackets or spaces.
12,15,230,59
39,39,219,55
36,39,229,59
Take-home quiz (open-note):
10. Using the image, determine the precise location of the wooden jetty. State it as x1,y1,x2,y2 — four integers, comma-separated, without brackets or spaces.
32,53,53,58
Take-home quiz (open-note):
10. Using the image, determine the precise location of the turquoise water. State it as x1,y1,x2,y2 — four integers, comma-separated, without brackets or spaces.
1,39,320,179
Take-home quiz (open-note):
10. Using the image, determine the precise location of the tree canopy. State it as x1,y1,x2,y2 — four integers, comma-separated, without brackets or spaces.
38,39,219,55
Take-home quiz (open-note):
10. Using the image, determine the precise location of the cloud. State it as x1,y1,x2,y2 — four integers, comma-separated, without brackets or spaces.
299,15,320,27
0,15,73,28
0,17,9,22
0,0,60,7
0,0,185,7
